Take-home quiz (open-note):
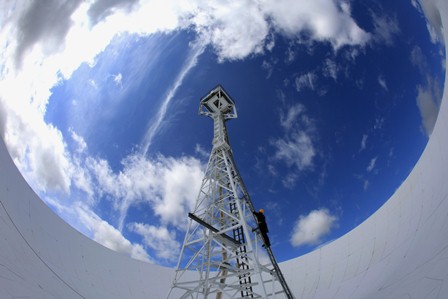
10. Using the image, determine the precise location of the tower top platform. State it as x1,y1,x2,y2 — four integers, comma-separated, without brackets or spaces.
199,85,237,119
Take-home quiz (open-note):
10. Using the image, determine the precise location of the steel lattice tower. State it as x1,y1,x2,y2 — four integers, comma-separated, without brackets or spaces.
167,85,294,299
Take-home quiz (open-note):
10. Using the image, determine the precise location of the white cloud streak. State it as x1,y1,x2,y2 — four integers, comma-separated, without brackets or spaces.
360,134,368,152
290,209,338,247
323,58,338,81
295,72,317,92
140,39,206,155
366,156,377,173
363,180,370,191
378,75,388,91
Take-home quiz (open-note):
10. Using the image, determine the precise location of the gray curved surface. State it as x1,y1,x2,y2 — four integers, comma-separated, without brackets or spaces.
0,139,175,298
1,0,447,298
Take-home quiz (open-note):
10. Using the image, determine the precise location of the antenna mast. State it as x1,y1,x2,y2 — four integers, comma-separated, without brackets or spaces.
168,85,294,298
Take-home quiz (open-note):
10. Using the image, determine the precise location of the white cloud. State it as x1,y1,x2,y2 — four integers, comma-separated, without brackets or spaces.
295,72,317,92
360,134,368,151
273,132,315,171
378,75,388,91
195,1,269,61
416,84,439,136
112,72,122,86
69,128,87,153
290,209,338,247
129,223,180,261
191,0,370,60
410,46,443,137
374,117,385,130
363,180,369,190
371,12,400,46
262,58,277,79
344,47,361,62
410,46,428,72
281,173,299,189
323,58,338,81
366,156,377,173
279,104,305,131
2,104,72,194
271,103,317,187
87,153,204,230
75,203,152,262
194,144,209,159
261,0,370,49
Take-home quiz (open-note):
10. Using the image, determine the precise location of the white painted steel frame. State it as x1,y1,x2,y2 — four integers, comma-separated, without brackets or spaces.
169,85,286,298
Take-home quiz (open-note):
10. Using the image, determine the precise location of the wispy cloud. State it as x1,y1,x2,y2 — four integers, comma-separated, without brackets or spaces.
290,208,338,247
363,180,370,190
378,75,388,91
322,58,338,81
295,72,317,92
360,134,368,152
366,156,378,173
273,132,315,171
140,40,206,155
279,104,305,131
410,46,443,136
112,72,122,86
370,11,400,46
270,102,317,188
194,144,210,159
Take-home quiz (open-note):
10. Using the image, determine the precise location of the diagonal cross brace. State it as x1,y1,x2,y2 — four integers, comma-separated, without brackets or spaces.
188,213,241,247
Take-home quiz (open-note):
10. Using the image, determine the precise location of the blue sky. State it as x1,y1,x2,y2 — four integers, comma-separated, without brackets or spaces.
0,0,445,264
